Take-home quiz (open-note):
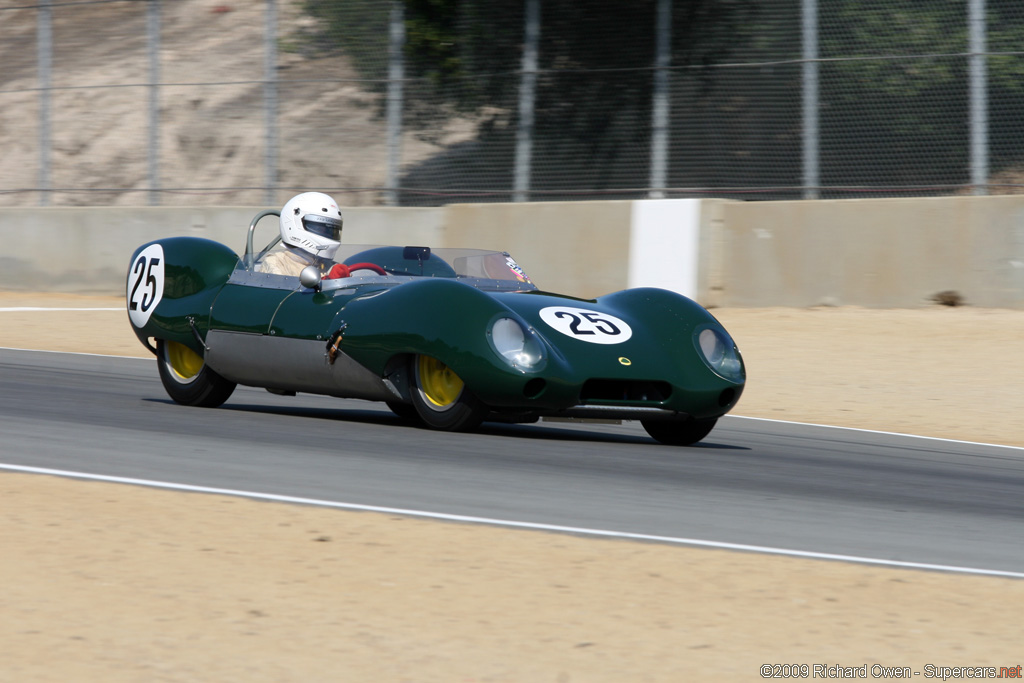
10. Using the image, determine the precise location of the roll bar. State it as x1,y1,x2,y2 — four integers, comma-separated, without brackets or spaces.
244,210,281,271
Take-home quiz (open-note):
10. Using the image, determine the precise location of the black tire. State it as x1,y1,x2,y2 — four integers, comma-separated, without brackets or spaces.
642,418,718,446
408,354,487,431
385,401,418,421
156,339,236,408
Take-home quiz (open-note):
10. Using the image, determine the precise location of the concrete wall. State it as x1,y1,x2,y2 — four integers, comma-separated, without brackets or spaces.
0,206,447,295
717,196,1024,308
0,202,635,300
443,201,634,299
2,207,260,293
4,195,1024,307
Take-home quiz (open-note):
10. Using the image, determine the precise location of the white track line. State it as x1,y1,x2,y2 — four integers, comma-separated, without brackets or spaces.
0,346,149,359
2,462,1022,579
726,415,1024,452
0,307,122,312
1,347,1021,575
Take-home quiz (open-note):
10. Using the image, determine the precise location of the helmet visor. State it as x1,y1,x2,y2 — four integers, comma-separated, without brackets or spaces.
302,214,342,241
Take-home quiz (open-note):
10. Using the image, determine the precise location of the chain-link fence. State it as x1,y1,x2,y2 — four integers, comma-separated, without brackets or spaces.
2,0,1023,208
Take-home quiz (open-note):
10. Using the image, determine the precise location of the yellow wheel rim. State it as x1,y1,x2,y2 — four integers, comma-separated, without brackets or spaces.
417,356,464,408
166,340,204,380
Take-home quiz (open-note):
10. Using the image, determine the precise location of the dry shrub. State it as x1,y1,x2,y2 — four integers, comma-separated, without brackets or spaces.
931,290,965,307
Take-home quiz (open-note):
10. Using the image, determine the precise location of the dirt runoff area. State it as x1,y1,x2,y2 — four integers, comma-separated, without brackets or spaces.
2,293,1024,682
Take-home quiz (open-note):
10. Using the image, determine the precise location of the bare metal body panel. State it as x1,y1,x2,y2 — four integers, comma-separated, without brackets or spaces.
205,330,399,403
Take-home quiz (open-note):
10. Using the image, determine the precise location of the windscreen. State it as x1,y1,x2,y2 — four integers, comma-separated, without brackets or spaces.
333,245,536,290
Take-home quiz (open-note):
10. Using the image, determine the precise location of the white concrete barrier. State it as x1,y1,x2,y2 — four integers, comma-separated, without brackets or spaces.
627,199,702,299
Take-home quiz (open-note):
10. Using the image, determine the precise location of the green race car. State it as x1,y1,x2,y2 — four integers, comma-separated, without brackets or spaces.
126,210,745,445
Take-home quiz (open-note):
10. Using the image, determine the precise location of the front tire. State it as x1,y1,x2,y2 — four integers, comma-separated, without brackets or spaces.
409,354,487,431
157,339,236,407
642,418,717,446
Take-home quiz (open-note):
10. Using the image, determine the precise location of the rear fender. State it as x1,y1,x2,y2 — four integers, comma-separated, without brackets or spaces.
126,237,239,355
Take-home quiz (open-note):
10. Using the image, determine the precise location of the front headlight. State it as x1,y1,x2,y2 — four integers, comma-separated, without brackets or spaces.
694,325,744,382
488,317,544,371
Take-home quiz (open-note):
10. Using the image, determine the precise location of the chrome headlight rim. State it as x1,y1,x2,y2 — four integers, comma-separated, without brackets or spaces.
486,316,546,372
693,324,745,382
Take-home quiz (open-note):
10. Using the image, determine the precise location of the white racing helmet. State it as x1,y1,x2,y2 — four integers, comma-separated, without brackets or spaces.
279,192,344,259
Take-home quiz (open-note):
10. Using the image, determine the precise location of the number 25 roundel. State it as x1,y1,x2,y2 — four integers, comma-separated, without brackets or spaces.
127,244,165,328
539,306,633,344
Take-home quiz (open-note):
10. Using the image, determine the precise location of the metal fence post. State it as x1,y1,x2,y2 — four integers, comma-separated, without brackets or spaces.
514,0,540,203
969,0,988,195
386,1,405,207
264,0,278,206
648,0,671,199
802,0,819,200
37,0,52,207
148,0,161,206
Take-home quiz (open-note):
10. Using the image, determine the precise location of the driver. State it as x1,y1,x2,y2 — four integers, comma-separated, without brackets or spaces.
258,192,346,277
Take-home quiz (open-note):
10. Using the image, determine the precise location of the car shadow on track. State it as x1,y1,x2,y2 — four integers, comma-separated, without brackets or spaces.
478,422,748,450
145,396,748,450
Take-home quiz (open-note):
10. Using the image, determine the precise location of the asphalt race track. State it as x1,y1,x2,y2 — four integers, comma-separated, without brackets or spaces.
3,348,1023,575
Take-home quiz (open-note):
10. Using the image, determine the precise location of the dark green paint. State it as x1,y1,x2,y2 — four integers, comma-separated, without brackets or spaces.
210,284,291,336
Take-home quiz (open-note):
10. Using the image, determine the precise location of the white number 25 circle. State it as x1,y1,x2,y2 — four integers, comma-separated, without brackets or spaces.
127,244,165,328
539,306,632,345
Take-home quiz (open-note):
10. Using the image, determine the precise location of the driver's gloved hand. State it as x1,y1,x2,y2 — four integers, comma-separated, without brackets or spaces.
324,263,351,280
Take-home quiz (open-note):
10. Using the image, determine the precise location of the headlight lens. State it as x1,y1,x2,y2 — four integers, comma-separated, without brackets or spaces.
489,317,544,370
695,326,744,382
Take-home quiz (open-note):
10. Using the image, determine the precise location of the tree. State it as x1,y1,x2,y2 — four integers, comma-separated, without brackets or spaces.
299,0,1024,199
301,0,758,200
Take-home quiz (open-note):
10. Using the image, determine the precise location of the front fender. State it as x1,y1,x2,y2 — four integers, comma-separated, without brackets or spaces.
338,278,564,405
340,279,511,374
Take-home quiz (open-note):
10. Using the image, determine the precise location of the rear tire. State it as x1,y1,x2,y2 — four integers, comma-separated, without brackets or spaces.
409,354,487,431
642,418,717,446
386,401,418,421
157,339,236,407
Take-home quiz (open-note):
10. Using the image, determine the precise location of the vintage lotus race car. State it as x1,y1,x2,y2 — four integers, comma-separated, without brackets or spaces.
125,210,745,445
